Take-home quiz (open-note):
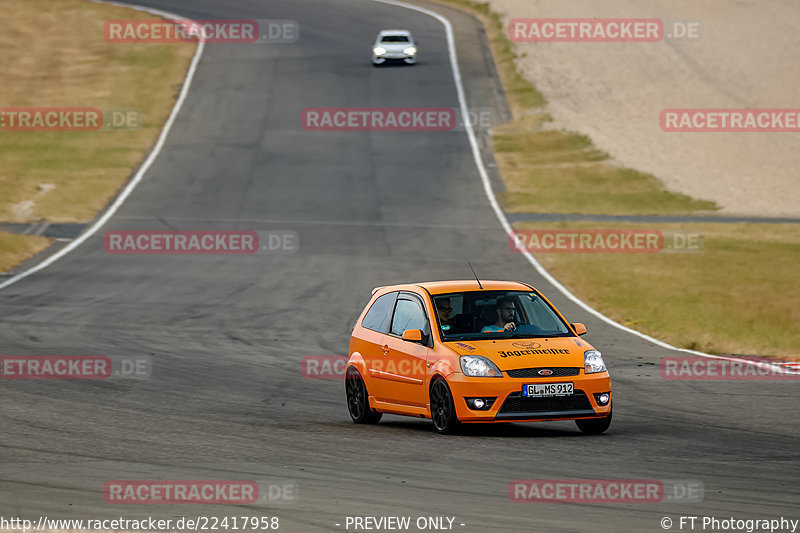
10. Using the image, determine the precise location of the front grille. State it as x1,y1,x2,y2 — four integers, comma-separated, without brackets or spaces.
498,390,592,414
506,367,581,378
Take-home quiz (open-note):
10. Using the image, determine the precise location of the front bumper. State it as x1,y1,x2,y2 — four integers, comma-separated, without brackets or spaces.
447,369,611,423
373,53,416,64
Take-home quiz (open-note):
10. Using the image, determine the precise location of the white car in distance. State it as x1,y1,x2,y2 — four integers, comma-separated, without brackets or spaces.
372,30,417,66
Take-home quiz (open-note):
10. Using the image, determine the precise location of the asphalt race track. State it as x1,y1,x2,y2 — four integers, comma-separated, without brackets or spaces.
0,0,798,531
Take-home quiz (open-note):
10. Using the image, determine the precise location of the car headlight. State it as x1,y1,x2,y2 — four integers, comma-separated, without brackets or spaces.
373,46,386,55
584,350,607,374
403,46,417,55
460,355,502,377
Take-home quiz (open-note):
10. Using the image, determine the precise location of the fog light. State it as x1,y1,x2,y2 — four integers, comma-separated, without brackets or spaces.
465,397,496,411
593,392,611,405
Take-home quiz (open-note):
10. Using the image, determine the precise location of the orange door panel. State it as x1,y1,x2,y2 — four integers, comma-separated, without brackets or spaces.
378,293,432,406
380,335,428,407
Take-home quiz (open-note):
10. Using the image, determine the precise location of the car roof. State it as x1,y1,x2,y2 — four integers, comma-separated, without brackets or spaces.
374,280,533,296
378,29,412,37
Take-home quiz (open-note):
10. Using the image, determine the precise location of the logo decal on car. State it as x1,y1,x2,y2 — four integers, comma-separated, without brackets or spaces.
498,348,571,357
456,342,476,351
512,341,542,350
538,369,554,376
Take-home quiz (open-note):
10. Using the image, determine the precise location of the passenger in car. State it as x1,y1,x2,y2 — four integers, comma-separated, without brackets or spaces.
481,297,517,332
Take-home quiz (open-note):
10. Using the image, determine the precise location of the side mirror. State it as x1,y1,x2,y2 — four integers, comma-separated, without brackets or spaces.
401,329,423,343
571,322,587,336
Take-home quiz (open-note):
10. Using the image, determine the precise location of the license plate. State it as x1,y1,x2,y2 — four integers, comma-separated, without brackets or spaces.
522,382,573,397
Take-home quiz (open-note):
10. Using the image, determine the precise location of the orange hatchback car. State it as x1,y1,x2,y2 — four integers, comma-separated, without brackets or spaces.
345,280,612,434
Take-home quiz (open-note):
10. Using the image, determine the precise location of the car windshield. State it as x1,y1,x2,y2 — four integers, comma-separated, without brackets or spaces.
381,35,410,43
432,290,571,341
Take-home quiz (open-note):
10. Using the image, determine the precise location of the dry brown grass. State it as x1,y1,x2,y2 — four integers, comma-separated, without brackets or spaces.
0,0,195,223
0,231,52,272
515,221,800,356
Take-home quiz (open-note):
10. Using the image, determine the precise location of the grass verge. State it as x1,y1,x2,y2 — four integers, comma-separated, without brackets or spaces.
0,0,195,271
493,130,717,215
0,231,52,273
513,222,800,356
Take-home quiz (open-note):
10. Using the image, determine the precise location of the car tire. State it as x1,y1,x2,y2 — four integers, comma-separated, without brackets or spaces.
429,378,459,434
345,367,382,424
575,406,612,435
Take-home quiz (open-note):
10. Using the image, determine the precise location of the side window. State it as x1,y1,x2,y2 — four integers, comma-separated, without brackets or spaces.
390,298,427,336
362,292,398,333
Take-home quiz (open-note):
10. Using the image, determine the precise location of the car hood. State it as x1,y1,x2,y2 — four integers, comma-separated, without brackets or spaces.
445,337,593,371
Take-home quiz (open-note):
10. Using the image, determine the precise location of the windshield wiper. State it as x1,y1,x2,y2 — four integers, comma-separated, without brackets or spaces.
510,331,568,338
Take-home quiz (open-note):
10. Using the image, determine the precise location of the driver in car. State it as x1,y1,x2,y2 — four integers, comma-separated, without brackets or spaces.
481,297,517,332
435,297,455,331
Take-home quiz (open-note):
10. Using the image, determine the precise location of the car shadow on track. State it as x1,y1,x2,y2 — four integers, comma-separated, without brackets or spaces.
377,418,588,438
